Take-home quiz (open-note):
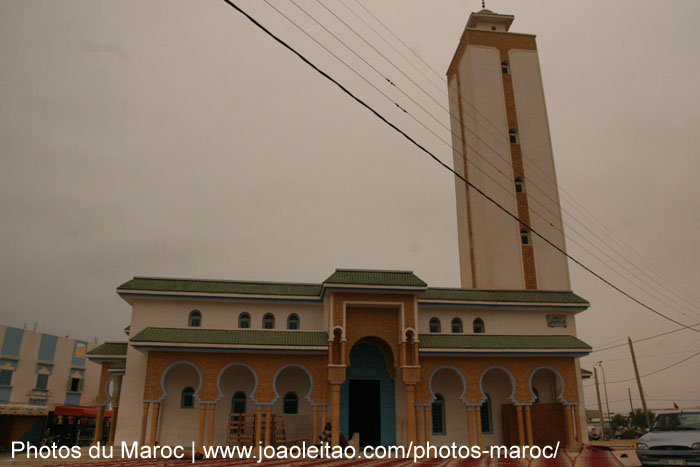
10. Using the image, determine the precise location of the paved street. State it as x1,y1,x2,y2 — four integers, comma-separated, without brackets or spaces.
0,446,636,467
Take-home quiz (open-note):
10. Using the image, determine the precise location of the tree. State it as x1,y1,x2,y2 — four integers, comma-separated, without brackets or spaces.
630,408,656,430
611,413,629,432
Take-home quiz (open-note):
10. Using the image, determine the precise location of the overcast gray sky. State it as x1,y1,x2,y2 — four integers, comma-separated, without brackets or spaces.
2,0,699,414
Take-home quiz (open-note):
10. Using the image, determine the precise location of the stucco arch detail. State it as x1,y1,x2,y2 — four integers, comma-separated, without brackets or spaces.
143,351,328,404
416,355,579,405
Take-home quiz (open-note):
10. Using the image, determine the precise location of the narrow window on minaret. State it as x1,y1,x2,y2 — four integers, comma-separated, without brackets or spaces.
515,177,524,193
501,61,510,74
509,128,518,144
520,229,531,245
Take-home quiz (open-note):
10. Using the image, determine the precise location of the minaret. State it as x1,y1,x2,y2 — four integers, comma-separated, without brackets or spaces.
448,8,570,291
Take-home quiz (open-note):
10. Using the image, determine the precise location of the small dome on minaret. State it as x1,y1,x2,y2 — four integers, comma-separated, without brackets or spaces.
466,8,514,32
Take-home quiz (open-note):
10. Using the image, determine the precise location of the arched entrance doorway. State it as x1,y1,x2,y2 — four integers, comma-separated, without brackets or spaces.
340,340,395,447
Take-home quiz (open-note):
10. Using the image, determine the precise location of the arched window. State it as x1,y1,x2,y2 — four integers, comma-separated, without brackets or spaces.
188,310,201,327
263,313,275,329
283,392,298,414
451,318,463,333
431,394,446,435
501,60,510,74
532,387,540,403
181,386,195,408
232,391,246,413
509,128,518,144
238,312,250,329
429,318,441,333
287,313,299,330
480,394,492,433
515,177,524,193
473,318,485,334
520,229,531,245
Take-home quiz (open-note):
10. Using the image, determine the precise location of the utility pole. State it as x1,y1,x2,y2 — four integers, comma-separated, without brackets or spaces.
628,387,634,413
629,336,652,429
594,367,605,440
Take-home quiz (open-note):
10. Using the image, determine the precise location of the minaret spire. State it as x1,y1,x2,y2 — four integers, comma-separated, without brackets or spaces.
482,0,486,8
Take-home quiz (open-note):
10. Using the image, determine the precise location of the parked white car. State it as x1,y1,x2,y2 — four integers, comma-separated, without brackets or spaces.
636,411,700,466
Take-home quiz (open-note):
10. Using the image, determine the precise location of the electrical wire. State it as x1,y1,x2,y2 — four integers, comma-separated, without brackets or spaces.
319,0,700,324
349,0,700,318
218,0,700,337
593,322,700,353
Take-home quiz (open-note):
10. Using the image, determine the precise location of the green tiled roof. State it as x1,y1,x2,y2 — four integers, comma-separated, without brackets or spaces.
117,273,587,305
421,288,588,304
324,269,427,287
118,277,322,297
109,361,126,370
87,342,128,356
131,327,328,347
418,334,591,350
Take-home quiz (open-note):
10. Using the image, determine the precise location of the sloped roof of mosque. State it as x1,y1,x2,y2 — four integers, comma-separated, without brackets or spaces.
118,277,322,297
418,334,591,350
130,327,328,347
129,328,590,352
421,288,588,304
87,342,128,356
323,269,427,287
117,271,587,305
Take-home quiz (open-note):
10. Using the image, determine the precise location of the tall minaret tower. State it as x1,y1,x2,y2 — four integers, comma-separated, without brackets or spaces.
448,8,570,291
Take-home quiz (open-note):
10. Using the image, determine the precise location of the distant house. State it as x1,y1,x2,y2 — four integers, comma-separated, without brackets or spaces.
0,325,102,447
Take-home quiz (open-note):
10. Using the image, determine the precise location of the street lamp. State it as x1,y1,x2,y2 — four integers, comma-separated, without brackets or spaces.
595,361,613,439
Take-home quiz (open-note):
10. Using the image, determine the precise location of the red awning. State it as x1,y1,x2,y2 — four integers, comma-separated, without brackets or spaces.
53,406,112,418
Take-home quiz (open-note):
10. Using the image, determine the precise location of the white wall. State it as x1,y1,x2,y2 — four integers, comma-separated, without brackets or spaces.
430,368,468,446
213,364,256,446
113,345,148,444
531,369,560,403
510,49,570,291
128,298,324,337
418,306,579,336
452,45,525,290
158,363,201,447
271,366,312,443
481,368,514,446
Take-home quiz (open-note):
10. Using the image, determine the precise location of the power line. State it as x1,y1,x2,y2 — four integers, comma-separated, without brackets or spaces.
218,0,700,337
278,0,700,325
349,0,700,322
593,322,700,353
354,0,444,83
584,349,700,387
332,0,700,326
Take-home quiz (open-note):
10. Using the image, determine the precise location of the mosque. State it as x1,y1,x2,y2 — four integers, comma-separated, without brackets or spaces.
87,8,591,451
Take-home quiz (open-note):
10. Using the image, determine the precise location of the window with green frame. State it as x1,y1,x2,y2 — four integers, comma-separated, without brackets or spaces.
0,369,12,386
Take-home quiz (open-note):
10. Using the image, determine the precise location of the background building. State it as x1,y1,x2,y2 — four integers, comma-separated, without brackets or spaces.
0,325,101,448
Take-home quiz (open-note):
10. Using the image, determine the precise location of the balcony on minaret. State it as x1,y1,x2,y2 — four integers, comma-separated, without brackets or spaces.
466,9,514,32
